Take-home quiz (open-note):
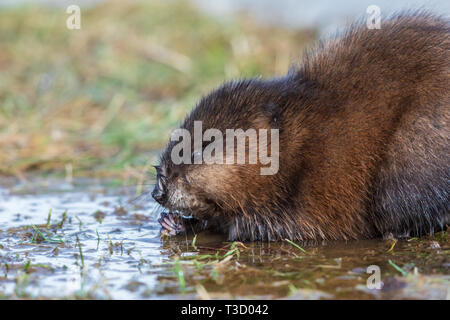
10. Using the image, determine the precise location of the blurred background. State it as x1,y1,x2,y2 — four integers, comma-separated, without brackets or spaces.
1,0,448,183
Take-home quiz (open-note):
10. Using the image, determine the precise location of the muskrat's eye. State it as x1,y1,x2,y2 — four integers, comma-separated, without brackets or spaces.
192,150,202,163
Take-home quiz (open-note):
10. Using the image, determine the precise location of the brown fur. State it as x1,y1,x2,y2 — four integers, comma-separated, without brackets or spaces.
153,12,449,241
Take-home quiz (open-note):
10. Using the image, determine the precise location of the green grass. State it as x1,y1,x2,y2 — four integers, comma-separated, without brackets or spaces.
31,225,65,244
76,236,85,269
388,259,408,276
0,0,315,179
173,258,186,294
284,238,307,253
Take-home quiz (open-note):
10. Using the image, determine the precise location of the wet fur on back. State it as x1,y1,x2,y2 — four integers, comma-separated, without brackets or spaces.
154,11,449,241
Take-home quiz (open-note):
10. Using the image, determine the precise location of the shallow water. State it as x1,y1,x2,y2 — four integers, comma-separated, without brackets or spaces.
0,177,448,299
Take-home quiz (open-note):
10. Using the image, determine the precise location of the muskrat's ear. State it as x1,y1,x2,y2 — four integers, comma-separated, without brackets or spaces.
262,102,282,129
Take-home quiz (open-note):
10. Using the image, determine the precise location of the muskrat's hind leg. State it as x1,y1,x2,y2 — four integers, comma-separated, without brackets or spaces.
371,103,449,237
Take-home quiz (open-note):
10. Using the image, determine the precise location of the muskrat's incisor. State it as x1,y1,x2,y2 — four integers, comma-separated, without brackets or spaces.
153,12,449,241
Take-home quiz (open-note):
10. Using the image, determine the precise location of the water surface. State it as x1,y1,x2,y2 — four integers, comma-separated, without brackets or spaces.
0,177,448,299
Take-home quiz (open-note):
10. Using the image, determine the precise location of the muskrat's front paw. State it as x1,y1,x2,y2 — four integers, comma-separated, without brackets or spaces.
158,212,186,236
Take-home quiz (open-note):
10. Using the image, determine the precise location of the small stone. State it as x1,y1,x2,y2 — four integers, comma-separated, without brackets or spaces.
429,241,440,249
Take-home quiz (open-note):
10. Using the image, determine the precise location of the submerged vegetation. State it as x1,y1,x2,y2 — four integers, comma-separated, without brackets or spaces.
0,0,315,179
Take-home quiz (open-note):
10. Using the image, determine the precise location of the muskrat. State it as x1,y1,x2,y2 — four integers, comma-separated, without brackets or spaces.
153,12,449,241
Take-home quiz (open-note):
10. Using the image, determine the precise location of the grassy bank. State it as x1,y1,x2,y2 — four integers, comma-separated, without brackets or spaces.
0,0,316,179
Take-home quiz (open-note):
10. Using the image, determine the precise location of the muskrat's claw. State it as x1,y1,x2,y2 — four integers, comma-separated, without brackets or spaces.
158,212,186,236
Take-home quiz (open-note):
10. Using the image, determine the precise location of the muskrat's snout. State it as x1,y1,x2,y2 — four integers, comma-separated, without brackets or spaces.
151,163,216,220
151,178,167,205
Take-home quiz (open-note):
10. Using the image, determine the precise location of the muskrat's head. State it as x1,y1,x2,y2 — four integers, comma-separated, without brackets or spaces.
152,78,300,221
